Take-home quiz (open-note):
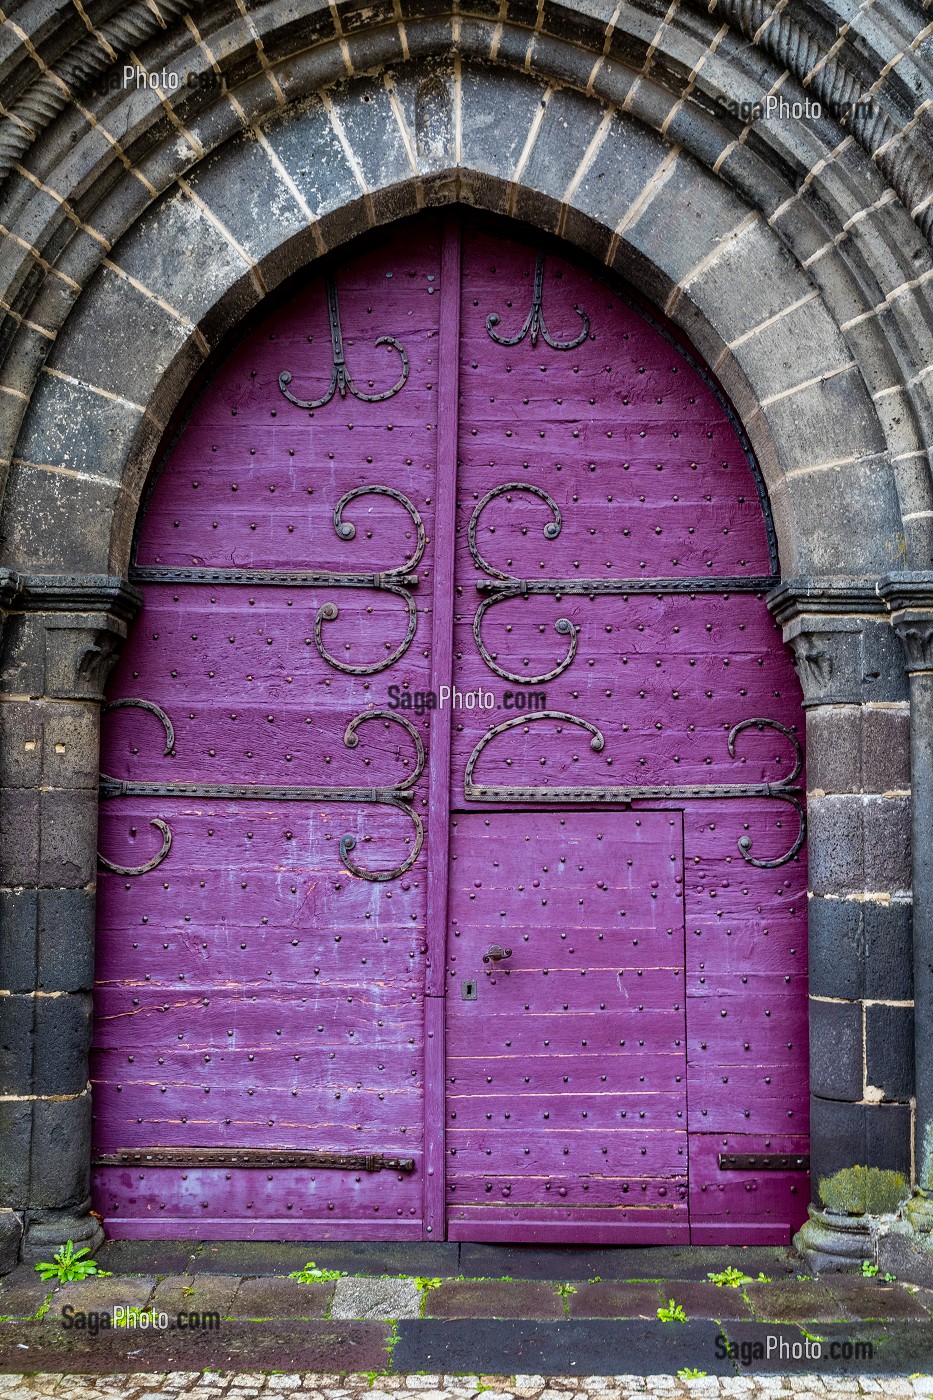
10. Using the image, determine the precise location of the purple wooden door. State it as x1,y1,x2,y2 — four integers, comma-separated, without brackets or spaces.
94,215,808,1243
446,812,688,1242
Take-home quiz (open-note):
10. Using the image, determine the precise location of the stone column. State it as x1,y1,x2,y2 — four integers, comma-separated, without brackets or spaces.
881,574,933,1235
0,575,140,1264
769,580,913,1247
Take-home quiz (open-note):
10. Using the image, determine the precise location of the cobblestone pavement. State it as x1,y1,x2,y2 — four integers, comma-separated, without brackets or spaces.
0,1370,932,1399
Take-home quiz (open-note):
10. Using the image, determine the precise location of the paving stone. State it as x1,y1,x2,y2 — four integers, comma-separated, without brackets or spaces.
51,1277,157,1316
230,1278,333,1320
150,1277,240,1317
329,1276,420,1320
567,1284,663,1320
822,1278,931,1321
426,1282,564,1320
743,1282,850,1323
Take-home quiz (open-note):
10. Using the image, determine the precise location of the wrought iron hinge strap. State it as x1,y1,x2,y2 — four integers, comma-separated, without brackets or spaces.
468,483,778,686
718,1153,810,1172
93,1148,416,1173
132,486,424,677
486,251,590,351
99,703,424,882
279,275,410,408
464,712,806,869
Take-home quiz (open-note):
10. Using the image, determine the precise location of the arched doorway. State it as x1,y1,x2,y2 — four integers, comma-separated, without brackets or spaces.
92,213,808,1244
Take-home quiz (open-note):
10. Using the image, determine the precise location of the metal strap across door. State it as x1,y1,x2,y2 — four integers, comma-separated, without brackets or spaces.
94,214,809,1243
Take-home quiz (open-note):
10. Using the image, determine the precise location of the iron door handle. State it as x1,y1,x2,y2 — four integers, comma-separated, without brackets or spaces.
482,945,512,963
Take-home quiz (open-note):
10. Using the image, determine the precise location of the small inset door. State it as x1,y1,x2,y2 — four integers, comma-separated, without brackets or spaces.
445,810,689,1242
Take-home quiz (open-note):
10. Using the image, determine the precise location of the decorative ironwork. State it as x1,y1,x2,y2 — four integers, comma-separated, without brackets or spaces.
93,1147,416,1172
99,703,424,882
464,711,806,868
131,485,424,677
279,276,409,409
486,251,590,350
718,1153,809,1172
469,483,778,686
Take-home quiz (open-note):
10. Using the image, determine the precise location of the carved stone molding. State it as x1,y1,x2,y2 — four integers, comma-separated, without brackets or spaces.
0,575,142,702
880,574,933,675
768,578,905,708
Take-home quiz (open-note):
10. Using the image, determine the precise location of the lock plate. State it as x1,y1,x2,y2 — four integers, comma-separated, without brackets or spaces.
461,979,478,1001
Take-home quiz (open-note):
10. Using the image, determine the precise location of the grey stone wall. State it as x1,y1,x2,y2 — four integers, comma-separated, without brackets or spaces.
1,0,933,1264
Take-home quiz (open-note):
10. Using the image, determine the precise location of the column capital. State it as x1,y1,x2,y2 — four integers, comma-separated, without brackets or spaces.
1,574,142,701
880,572,933,675
767,577,902,708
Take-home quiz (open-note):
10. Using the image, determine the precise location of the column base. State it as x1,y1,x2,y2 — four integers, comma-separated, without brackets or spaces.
793,1204,873,1272
875,1193,933,1287
21,1199,104,1265
0,1209,23,1275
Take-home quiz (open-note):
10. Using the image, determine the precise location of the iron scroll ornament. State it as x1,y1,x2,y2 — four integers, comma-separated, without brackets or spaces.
486,252,590,351
279,275,409,409
464,711,806,869
98,702,424,882
469,483,778,687
131,485,425,678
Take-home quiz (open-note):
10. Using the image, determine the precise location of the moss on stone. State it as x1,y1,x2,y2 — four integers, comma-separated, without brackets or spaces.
818,1166,909,1216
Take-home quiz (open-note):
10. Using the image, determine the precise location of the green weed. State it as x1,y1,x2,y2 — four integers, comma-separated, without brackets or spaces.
658,1298,688,1323
288,1260,347,1283
34,1240,110,1284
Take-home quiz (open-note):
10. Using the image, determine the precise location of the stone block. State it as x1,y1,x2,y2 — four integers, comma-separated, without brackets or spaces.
0,1209,22,1275
109,186,259,345
0,888,96,994
14,370,143,487
727,294,856,410
0,788,39,884
425,1280,565,1319
865,1002,914,1102
231,1276,334,1318
808,895,913,1002
328,1275,420,1319
743,1278,848,1322
806,795,864,895
862,794,911,891
565,1282,662,1319
876,1221,933,1289
326,78,416,205
184,130,309,281
150,1269,237,1315
0,991,92,1096
806,705,863,794
460,66,549,211
39,788,99,888
0,1095,93,1210
259,95,367,224
861,705,910,793
621,151,753,320
780,455,904,577
677,216,807,344
0,1263,51,1317
53,1275,157,1315
810,1096,911,1183
824,1274,931,1320
808,997,863,1101
47,263,199,408
515,87,607,227
0,465,124,574
391,69,456,178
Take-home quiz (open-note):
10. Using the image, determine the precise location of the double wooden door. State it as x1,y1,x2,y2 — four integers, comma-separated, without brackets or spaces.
94,214,809,1243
